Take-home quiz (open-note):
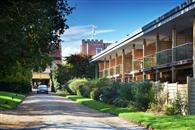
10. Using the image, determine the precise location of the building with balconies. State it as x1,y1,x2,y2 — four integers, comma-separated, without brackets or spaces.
92,0,195,84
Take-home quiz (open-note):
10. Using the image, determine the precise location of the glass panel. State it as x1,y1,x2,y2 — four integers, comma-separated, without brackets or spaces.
156,49,172,65
144,54,156,68
134,58,143,70
174,42,193,61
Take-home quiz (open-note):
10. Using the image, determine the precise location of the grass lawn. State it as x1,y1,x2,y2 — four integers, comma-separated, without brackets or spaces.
66,95,195,130
0,91,26,109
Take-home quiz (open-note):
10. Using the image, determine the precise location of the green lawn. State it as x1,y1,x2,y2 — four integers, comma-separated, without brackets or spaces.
66,95,195,130
0,91,26,109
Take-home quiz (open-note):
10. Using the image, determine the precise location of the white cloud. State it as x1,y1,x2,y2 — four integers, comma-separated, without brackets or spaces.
95,29,115,34
62,46,80,57
61,24,115,57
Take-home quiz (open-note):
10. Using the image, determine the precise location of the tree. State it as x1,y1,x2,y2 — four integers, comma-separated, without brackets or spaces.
65,54,96,79
0,0,74,83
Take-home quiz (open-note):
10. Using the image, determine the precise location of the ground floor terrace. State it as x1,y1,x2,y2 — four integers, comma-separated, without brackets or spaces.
93,1,195,84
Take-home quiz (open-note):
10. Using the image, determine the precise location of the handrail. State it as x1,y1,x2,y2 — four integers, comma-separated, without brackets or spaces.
173,42,192,48
156,48,172,54
134,57,143,61
144,53,155,58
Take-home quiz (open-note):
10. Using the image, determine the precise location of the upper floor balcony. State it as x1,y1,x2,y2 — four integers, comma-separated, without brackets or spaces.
116,65,122,74
173,42,193,62
144,54,156,69
134,58,143,71
145,42,193,68
156,48,172,65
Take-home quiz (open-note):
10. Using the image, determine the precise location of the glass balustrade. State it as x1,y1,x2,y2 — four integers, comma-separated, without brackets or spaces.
173,42,193,61
144,54,156,68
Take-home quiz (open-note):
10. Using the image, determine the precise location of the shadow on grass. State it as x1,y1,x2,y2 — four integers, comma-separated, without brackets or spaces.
66,95,135,116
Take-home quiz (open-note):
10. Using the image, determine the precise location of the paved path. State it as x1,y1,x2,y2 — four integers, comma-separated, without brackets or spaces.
0,93,146,130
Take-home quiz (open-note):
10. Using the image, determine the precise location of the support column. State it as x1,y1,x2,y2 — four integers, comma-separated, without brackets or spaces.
193,16,195,78
155,34,160,81
132,44,135,81
95,61,99,79
122,49,126,82
172,28,177,83
115,53,118,81
109,55,111,76
103,58,106,77
143,39,146,80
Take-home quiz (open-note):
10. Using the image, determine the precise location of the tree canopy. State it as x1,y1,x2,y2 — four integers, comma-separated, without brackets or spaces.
56,54,96,84
0,0,73,82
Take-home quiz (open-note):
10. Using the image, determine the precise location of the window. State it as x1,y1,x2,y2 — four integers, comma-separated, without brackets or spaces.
96,48,102,54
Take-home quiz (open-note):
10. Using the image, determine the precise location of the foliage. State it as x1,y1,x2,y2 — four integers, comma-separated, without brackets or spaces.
0,82,31,94
64,54,96,79
163,93,188,115
90,88,101,100
0,91,26,109
118,82,134,101
56,64,73,84
113,98,129,107
0,0,73,85
99,82,118,104
68,78,88,94
148,81,167,112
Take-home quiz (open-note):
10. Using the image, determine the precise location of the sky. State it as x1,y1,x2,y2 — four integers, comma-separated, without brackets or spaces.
61,0,184,57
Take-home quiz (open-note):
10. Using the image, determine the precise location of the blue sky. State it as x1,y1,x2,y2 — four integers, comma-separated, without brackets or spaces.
61,0,184,57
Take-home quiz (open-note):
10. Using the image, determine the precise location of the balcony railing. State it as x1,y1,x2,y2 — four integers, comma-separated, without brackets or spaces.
134,58,143,71
173,42,193,62
144,54,156,68
116,65,122,74
110,67,114,75
99,72,103,78
104,69,108,76
156,49,172,65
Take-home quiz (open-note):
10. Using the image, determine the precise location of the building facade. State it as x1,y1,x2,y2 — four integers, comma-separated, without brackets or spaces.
92,0,195,84
80,39,111,56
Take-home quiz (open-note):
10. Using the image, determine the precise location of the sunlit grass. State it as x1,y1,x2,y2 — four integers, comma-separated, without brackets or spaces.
66,95,195,130
0,91,25,109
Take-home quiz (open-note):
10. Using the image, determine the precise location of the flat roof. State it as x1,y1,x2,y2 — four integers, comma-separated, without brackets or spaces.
92,0,195,62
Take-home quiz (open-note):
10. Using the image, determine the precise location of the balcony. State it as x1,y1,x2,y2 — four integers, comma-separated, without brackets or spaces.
156,49,172,65
104,69,108,76
110,67,114,75
173,42,193,62
99,71,103,78
155,42,193,67
144,54,156,68
116,65,122,74
134,58,143,71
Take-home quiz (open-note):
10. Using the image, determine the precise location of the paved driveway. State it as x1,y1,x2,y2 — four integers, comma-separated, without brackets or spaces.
0,93,146,130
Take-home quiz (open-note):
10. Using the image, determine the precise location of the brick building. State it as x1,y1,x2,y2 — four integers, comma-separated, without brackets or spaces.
92,0,195,84
80,39,111,56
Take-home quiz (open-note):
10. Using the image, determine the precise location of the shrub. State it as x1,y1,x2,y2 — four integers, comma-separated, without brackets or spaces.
133,81,153,111
163,93,188,115
90,88,101,100
0,81,31,94
113,98,129,107
68,78,88,94
95,77,112,88
148,82,167,112
118,82,134,101
78,85,92,98
163,103,180,115
100,81,118,104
